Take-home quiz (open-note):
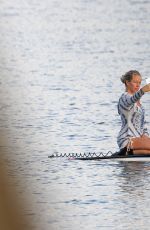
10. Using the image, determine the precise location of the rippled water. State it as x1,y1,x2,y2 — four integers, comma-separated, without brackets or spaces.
0,0,150,229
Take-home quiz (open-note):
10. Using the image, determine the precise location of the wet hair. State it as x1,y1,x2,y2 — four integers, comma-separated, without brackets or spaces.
120,70,141,84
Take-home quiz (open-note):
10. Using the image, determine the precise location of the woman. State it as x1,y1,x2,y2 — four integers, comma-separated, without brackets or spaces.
117,70,150,155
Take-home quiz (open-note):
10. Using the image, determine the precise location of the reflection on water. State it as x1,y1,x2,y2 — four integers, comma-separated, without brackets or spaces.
0,0,150,229
118,162,150,193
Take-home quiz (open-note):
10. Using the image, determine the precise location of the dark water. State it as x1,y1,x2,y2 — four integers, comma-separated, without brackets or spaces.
0,0,150,229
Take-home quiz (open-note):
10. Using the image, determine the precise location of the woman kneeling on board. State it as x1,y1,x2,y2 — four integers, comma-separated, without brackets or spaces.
117,70,150,155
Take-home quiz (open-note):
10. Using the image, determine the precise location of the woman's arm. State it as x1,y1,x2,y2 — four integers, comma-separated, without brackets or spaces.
120,83,150,109
120,89,144,109
142,83,150,136
142,83,150,93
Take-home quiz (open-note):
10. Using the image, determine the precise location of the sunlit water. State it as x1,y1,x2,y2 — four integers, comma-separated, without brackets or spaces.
0,0,150,229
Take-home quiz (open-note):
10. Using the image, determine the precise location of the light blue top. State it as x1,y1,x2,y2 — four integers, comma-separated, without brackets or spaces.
117,89,149,149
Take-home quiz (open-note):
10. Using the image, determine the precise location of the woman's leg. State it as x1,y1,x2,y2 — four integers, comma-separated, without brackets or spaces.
133,149,150,154
130,135,150,154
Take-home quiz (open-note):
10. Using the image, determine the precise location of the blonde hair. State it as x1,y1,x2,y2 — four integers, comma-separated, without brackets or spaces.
121,70,141,84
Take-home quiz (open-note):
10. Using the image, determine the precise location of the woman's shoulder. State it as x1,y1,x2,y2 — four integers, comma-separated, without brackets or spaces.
119,92,128,99
118,92,131,105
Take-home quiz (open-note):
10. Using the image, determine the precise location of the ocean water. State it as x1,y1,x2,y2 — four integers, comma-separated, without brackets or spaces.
0,0,150,229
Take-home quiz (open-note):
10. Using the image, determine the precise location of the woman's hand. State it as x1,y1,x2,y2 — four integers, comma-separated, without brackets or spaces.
141,83,150,93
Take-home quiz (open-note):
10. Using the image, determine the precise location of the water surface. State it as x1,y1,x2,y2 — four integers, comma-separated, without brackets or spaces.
0,0,150,229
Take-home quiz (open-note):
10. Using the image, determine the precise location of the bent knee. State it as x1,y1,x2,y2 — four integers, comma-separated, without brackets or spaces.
131,136,150,150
